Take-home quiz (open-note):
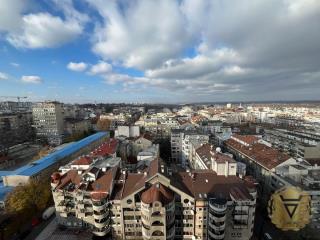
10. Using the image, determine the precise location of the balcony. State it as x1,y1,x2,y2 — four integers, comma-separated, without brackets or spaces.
209,213,226,223
142,228,151,239
209,200,227,214
234,214,249,221
208,229,225,240
93,203,106,211
142,220,151,230
92,225,111,237
93,210,109,220
233,220,248,229
94,217,110,228
208,221,225,231
76,194,84,201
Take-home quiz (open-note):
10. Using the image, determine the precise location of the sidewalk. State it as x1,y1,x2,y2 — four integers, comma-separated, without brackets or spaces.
35,217,58,240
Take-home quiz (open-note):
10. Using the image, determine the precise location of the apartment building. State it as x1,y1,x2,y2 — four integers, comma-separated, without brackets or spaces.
0,101,32,113
52,157,257,240
115,126,140,138
193,144,237,176
0,111,33,147
64,118,92,137
32,101,64,145
171,129,209,167
224,134,320,230
225,135,295,199
262,128,320,159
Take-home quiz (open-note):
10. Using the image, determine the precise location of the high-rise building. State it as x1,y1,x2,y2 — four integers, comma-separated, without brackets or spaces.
32,101,64,145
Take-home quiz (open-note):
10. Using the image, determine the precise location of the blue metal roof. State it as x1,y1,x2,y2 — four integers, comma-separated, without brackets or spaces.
0,185,13,201
4,132,108,177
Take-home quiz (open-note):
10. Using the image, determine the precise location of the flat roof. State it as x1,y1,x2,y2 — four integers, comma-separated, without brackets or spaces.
1,132,108,178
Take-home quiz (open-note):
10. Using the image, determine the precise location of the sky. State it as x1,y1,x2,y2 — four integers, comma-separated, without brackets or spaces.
0,0,320,103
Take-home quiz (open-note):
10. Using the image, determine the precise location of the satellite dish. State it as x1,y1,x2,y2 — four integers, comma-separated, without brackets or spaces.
216,147,221,153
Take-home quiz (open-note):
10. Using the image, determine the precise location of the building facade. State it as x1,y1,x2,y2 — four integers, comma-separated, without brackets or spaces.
171,129,209,167
32,101,64,145
52,157,257,240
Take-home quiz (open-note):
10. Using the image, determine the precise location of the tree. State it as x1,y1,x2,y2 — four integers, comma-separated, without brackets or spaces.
5,180,52,214
97,118,111,131
32,147,51,161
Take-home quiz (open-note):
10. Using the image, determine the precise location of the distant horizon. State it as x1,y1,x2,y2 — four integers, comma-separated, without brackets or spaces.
2,99,320,106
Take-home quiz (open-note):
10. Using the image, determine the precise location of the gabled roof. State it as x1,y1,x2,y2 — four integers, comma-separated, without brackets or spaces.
141,183,174,205
56,170,82,190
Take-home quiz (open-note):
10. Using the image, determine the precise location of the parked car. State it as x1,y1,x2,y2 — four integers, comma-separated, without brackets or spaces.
42,206,55,220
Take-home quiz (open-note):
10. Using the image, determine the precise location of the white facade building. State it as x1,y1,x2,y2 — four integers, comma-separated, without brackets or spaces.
115,125,140,138
32,101,64,145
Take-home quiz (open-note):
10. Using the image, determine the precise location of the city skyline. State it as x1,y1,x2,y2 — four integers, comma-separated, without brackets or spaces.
1,0,320,103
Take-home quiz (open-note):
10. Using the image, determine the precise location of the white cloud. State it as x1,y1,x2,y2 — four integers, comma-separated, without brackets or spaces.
7,13,84,48
89,61,112,75
146,47,242,79
67,62,88,72
21,75,43,84
0,72,9,80
87,0,193,70
1,0,88,49
0,0,24,32
222,66,247,76
285,0,320,17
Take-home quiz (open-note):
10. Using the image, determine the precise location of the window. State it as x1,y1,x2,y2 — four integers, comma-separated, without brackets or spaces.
127,199,133,204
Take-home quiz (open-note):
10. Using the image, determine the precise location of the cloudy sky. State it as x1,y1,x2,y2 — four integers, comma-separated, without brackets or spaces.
0,0,320,103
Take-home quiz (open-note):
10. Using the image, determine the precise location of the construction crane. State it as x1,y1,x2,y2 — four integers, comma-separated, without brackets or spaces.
0,96,28,102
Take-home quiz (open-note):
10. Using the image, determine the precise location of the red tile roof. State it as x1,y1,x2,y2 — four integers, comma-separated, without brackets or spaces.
89,168,116,200
121,173,145,198
232,134,259,145
214,152,236,164
72,156,92,165
225,138,290,170
171,170,252,200
56,170,82,190
91,138,118,157
141,183,174,205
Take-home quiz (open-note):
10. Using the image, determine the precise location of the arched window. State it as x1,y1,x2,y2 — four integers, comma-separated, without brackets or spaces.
152,230,164,236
